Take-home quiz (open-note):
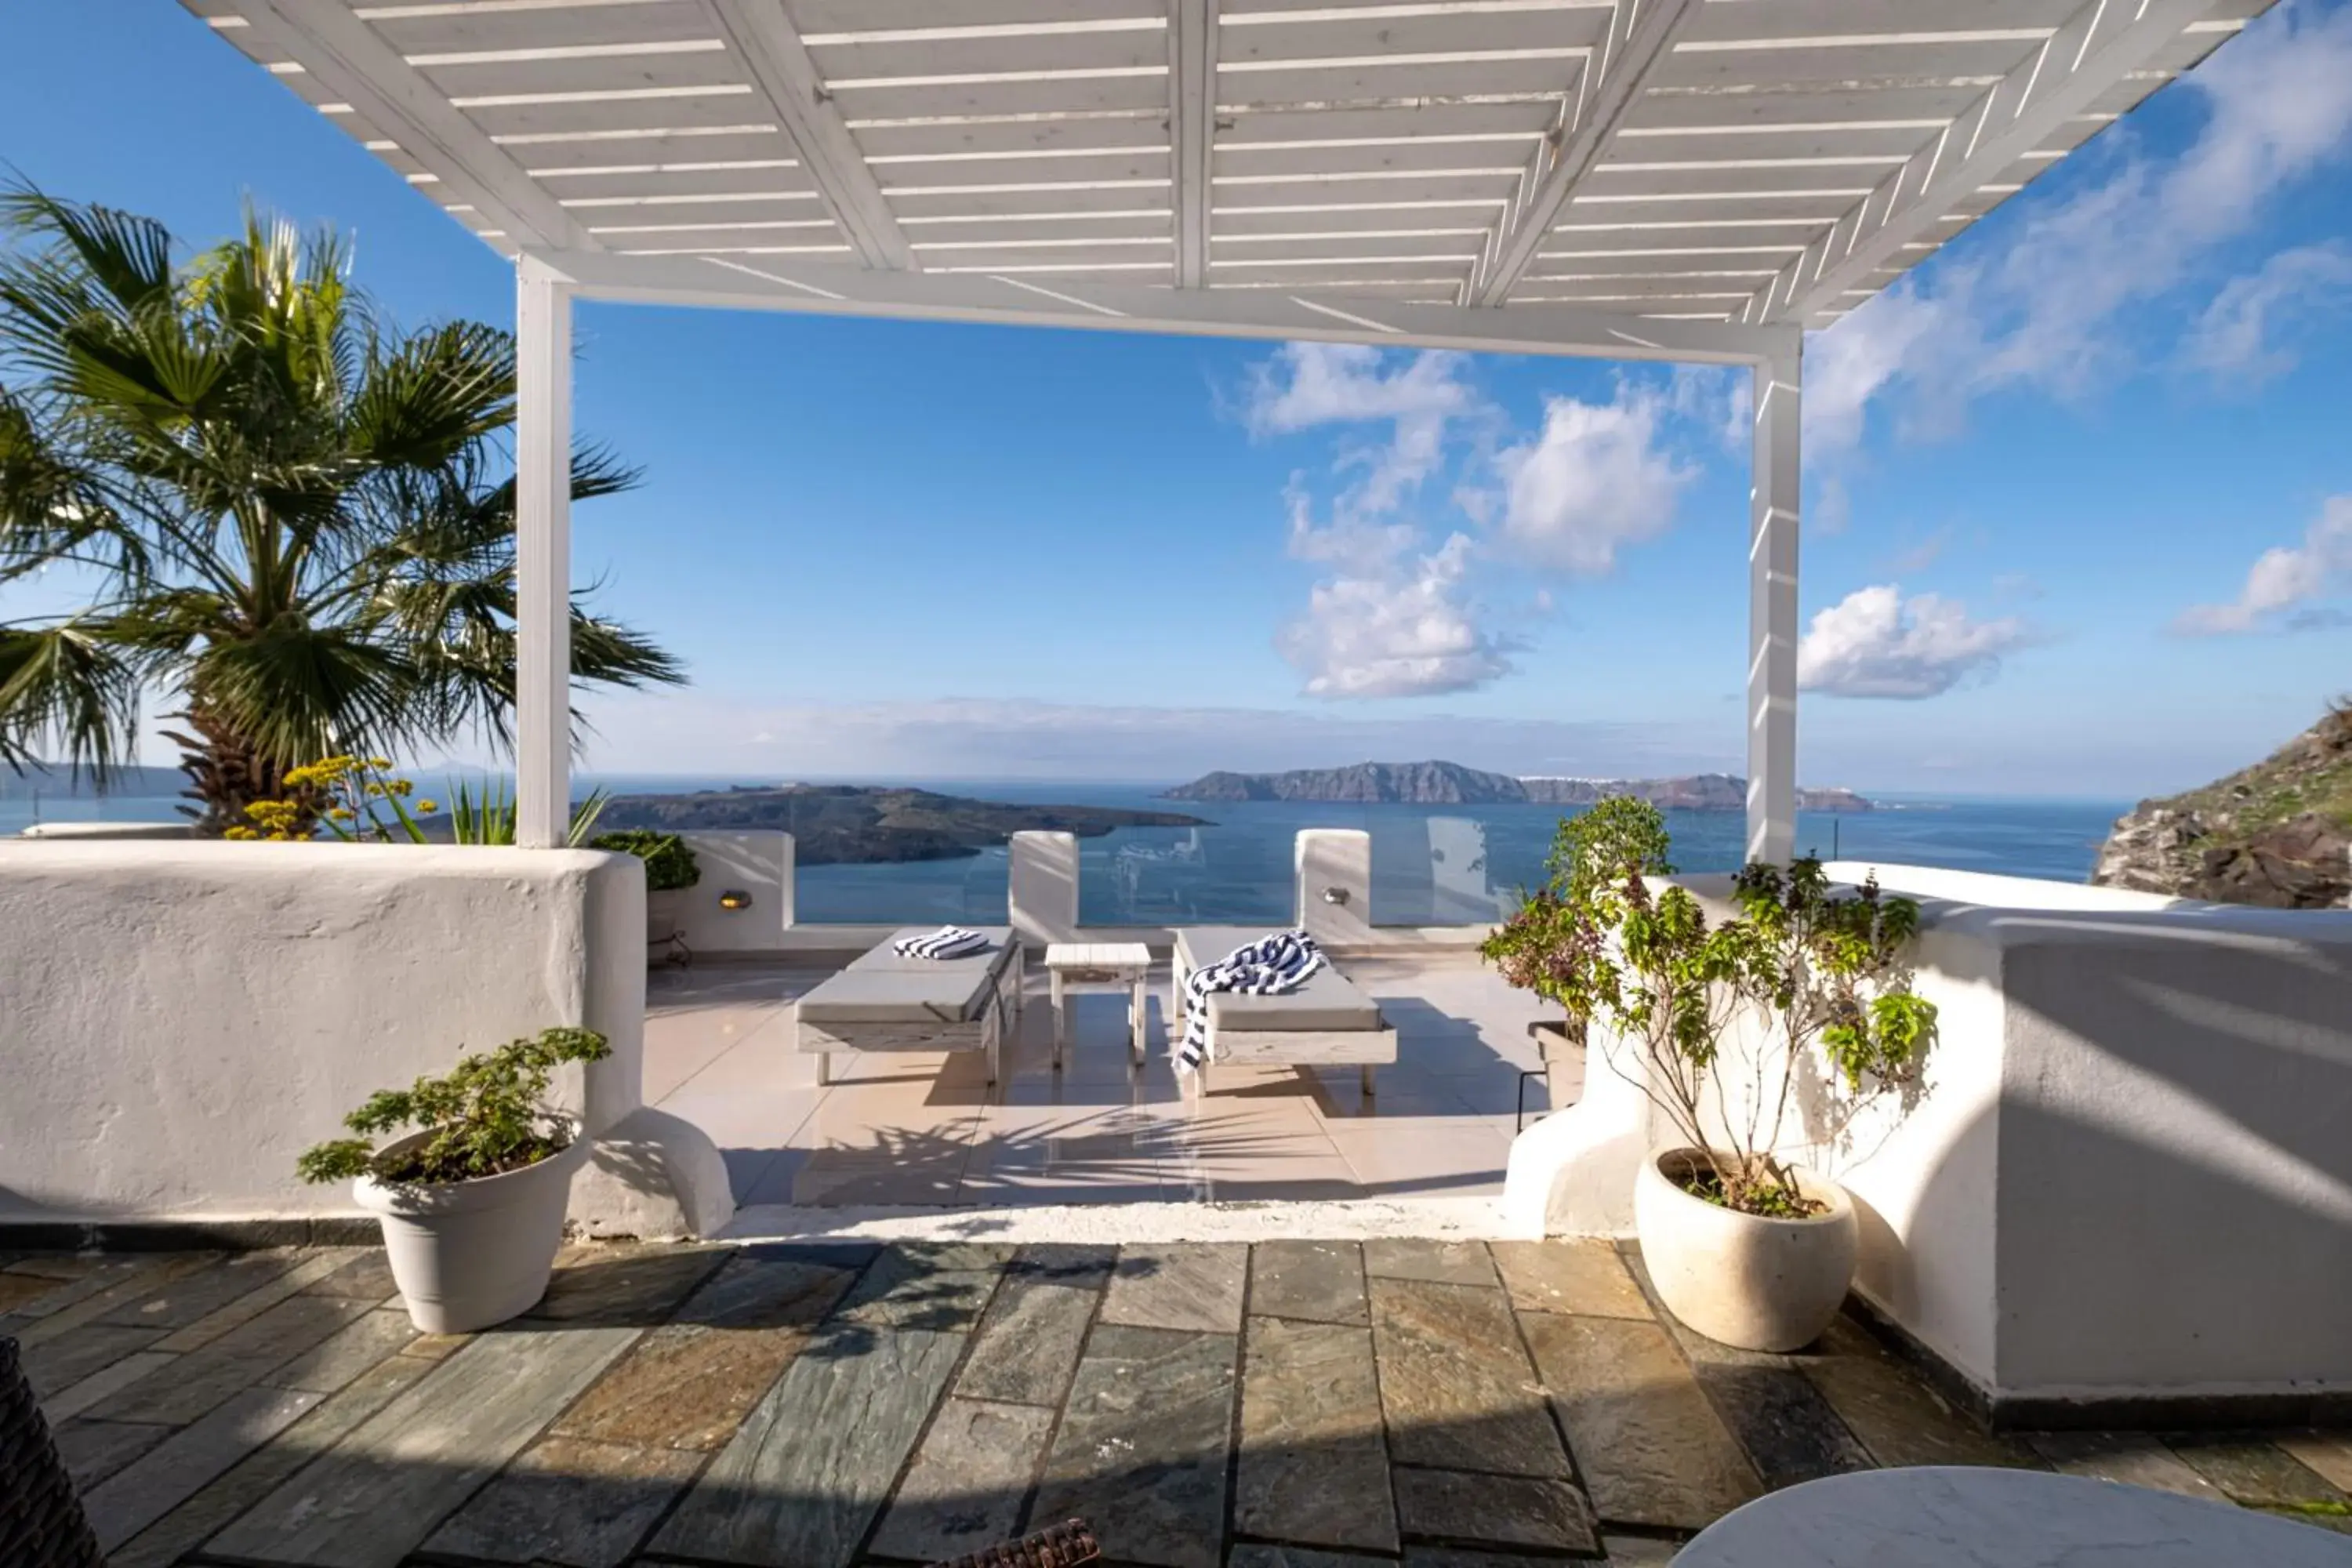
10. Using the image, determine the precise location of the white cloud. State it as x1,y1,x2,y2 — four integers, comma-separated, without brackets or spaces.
2182,241,2352,384
1491,387,1695,575
1245,343,1479,518
1277,532,1517,699
1797,585,2034,699
1800,0,2352,448
2173,495,2352,634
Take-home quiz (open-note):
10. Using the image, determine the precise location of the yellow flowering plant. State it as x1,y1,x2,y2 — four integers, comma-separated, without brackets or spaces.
228,756,604,845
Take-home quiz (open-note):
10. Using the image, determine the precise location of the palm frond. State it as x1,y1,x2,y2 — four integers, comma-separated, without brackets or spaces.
188,622,417,771
0,185,173,320
0,622,143,782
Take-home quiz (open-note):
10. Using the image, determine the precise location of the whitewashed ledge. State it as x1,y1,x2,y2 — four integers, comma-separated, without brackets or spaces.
718,1196,1519,1246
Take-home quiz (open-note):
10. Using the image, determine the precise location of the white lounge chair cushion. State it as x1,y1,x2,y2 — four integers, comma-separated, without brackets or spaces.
800,927,1014,1024
1174,926,1385,1033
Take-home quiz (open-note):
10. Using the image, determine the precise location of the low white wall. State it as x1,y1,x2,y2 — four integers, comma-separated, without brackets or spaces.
670,830,793,957
1505,868,2352,1412
0,841,648,1225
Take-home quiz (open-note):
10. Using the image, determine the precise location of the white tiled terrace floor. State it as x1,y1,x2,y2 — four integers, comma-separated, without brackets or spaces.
646,953,1576,1210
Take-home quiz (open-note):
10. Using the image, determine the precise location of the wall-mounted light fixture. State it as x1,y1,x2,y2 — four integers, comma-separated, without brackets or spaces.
717,889,753,912
1321,886,1351,906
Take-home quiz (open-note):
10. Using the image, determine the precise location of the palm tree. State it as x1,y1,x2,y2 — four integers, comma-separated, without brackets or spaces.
0,189,681,831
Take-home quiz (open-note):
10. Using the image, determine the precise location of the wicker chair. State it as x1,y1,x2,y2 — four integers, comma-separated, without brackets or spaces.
1,1336,107,1567
926,1519,1099,1568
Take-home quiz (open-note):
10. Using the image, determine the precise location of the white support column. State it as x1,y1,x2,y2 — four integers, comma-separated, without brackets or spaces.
514,260,573,850
1747,345,1801,866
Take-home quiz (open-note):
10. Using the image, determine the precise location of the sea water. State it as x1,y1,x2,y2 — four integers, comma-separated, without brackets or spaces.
0,775,2128,927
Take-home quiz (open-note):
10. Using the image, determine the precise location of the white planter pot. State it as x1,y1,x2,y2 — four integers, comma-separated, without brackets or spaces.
352,1116,590,1334
1634,1146,1857,1352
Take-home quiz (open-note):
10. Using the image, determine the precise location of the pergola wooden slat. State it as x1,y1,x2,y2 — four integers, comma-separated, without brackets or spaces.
187,0,2267,859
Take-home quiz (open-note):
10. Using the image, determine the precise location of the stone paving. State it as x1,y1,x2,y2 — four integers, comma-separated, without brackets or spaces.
7,1240,2352,1566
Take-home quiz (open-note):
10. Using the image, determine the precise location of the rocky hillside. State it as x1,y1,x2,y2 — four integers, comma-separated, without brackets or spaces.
2092,709,2352,908
595,785,1204,865
1163,760,1874,813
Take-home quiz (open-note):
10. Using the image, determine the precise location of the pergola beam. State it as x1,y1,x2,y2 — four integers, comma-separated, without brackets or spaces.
1744,0,2214,325
235,0,591,252
528,248,1797,367
699,0,913,270
1170,0,1218,289
1466,0,1700,308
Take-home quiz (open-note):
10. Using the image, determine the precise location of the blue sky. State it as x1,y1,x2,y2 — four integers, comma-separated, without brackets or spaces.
4,2,2352,797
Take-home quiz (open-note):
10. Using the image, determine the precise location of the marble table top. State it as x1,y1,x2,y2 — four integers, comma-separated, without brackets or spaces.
1673,1465,2352,1566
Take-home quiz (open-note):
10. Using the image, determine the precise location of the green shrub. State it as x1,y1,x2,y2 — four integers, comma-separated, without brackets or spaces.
1479,797,1937,1218
296,1028,610,1185
590,829,701,891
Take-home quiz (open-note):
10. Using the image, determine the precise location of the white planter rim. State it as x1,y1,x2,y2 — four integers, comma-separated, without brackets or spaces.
1648,1145,1853,1229
352,1112,587,1218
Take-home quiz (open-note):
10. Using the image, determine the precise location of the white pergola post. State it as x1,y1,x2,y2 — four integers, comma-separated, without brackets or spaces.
1747,344,1801,866
514,260,573,850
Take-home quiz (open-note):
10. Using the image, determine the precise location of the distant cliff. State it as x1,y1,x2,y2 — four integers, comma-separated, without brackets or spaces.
1162,760,1872,812
2092,709,2352,908
594,784,1206,865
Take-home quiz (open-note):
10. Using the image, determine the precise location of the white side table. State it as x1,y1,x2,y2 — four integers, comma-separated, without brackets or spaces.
1043,942,1154,1071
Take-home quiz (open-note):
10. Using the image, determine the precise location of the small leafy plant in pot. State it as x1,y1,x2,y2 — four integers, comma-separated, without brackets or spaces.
1483,801,1936,1350
298,1028,611,1333
591,829,701,953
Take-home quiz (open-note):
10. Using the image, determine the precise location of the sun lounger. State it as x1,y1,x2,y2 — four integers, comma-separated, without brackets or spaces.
792,927,1025,1087
1170,926,1396,1094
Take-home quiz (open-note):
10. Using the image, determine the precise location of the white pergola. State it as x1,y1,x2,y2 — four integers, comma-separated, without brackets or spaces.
191,0,2264,858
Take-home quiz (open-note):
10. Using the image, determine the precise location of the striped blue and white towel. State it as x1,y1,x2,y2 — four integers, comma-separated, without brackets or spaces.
1176,929,1325,1073
894,925,989,960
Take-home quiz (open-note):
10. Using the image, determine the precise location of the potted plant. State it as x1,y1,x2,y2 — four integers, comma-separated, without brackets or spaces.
1482,798,1674,1109
1483,801,1936,1350
591,829,701,956
297,1027,611,1333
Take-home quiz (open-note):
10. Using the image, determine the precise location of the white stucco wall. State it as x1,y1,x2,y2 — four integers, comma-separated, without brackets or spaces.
1503,868,2352,1410
0,840,645,1224
670,830,793,956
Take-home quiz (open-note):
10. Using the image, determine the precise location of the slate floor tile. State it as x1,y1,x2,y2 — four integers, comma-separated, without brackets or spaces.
107,1351,439,1568
651,1323,966,1568
39,1350,178,1423
301,1250,397,1302
1490,1240,1650,1319
1035,1325,1240,1568
206,1323,640,1568
83,1385,321,1550
96,1251,307,1332
1363,1238,1497,1288
869,1397,1058,1564
53,1417,172,1490
2026,1431,2232,1501
1369,1277,1567,1479
956,1276,1097,1406
1392,1465,1598,1555
2163,1433,2351,1508
1798,1317,2040,1472
23,1324,170,1399
529,1243,731,1325
1236,1316,1397,1555
1518,1311,1759,1530
1250,1240,1368,1326
1102,1243,1249,1334
423,1434,703,1568
553,1321,809,1451
834,1244,1008,1334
